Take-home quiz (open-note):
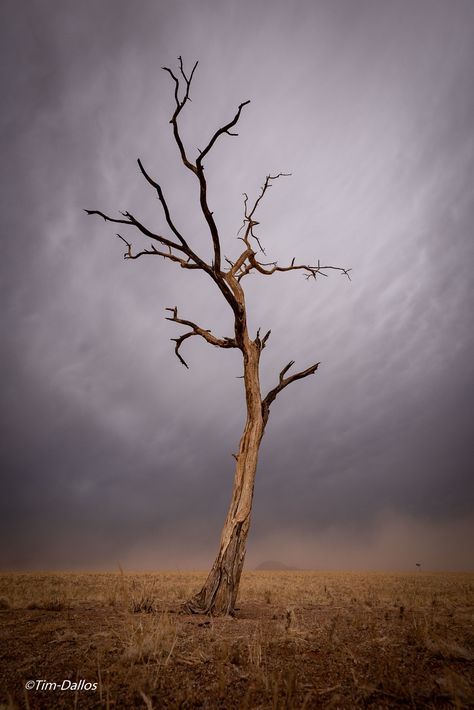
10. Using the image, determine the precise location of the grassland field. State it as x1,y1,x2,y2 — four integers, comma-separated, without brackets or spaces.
0,570,473,709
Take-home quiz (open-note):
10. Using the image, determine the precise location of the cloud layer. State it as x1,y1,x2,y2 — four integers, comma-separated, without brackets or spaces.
1,0,473,571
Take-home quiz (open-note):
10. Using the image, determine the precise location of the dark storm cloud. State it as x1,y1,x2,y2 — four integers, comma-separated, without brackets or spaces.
1,0,473,571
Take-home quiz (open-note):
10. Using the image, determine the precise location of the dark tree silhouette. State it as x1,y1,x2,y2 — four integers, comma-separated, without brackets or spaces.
86,58,350,615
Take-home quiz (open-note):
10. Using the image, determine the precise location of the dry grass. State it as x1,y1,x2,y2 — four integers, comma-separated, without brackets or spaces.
0,570,473,708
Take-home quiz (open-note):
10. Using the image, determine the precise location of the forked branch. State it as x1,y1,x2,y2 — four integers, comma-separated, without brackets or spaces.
162,56,199,174
85,153,217,277
165,306,238,368
229,173,351,283
162,57,250,274
115,234,202,269
255,327,271,351
246,259,352,280
261,360,320,424
84,208,185,255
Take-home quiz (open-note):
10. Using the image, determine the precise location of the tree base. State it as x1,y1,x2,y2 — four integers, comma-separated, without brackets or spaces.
181,599,236,617
183,519,248,615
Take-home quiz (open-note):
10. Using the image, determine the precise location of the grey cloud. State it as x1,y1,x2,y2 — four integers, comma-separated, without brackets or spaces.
1,0,473,571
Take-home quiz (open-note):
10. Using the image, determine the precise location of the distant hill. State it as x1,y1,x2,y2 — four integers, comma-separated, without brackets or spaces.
255,560,297,571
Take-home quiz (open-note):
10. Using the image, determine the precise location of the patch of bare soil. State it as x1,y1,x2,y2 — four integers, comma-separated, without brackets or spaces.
0,572,473,708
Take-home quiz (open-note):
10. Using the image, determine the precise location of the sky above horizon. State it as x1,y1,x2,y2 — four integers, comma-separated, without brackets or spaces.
1,0,473,572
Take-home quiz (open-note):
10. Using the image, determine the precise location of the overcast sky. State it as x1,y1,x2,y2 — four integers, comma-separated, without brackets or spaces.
1,0,473,572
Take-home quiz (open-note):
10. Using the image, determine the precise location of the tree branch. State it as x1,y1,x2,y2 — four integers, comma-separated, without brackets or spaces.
246,258,352,280
162,56,199,174
255,327,271,351
84,209,184,254
261,360,320,424
228,174,289,279
86,153,215,274
136,158,188,248
86,204,246,350
165,306,238,368
136,157,214,272
159,58,251,343
247,173,291,224
225,174,351,283
193,100,250,273
115,234,202,268
197,100,250,165
162,58,250,275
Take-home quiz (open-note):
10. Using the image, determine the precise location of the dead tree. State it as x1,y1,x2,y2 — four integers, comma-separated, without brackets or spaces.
86,58,350,615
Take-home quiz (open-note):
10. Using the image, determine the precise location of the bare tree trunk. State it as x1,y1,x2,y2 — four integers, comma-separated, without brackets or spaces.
184,340,264,615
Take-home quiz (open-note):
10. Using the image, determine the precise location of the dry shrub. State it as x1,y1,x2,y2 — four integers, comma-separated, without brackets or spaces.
26,598,67,611
131,595,156,614
123,612,178,665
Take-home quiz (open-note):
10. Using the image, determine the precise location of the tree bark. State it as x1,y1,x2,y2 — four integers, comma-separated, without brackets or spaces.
184,339,264,615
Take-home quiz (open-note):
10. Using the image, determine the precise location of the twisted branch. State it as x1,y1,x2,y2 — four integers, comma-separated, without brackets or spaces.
165,306,238,368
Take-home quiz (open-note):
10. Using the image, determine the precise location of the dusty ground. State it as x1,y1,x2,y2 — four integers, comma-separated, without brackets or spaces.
0,571,473,708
